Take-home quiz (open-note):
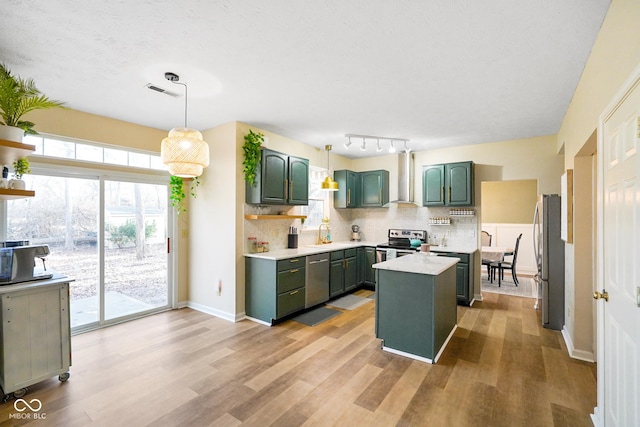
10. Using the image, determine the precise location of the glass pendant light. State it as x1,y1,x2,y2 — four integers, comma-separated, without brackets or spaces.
321,145,339,191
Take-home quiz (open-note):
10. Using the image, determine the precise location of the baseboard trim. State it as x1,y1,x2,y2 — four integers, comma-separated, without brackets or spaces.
176,300,189,309
562,326,595,362
186,301,241,323
474,293,483,303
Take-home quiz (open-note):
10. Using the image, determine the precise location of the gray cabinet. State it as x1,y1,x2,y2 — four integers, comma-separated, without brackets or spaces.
422,161,474,207
246,148,309,205
334,169,389,208
333,170,360,208
0,279,71,397
364,247,376,285
329,249,357,297
246,257,306,324
432,251,474,305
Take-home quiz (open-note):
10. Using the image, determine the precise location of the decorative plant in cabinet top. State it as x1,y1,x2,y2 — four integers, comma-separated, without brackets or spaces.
243,129,264,185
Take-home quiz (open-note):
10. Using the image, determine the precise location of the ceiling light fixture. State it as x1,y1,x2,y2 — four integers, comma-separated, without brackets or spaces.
360,138,367,151
321,145,339,191
403,141,410,152
161,72,210,178
376,139,382,152
389,140,396,153
344,134,408,155
344,137,352,149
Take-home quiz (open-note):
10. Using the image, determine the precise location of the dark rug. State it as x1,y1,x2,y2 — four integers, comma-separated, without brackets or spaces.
292,307,341,326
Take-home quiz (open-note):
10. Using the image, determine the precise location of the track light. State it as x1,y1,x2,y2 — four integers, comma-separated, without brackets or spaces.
376,139,382,152
360,138,367,151
389,140,396,153
344,137,352,149
344,134,408,154
403,141,410,152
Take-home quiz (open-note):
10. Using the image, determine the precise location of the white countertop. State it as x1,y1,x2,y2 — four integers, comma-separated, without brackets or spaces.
373,252,459,276
428,246,477,254
244,240,383,260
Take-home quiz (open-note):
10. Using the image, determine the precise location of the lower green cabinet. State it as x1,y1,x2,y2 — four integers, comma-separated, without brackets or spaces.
432,251,474,305
330,257,344,298
330,249,357,297
364,247,376,285
246,256,306,324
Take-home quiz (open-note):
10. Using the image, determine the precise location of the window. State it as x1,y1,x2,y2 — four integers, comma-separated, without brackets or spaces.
301,166,329,229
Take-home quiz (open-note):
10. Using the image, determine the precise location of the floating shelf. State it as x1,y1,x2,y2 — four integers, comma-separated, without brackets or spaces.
0,189,36,200
244,214,307,220
0,139,36,166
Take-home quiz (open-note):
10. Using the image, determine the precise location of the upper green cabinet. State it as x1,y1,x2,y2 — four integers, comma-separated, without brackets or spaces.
422,161,474,207
334,170,360,208
360,170,389,207
246,148,309,205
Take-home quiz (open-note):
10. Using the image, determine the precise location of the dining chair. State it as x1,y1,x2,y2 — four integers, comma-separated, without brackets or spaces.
481,231,493,279
491,233,522,286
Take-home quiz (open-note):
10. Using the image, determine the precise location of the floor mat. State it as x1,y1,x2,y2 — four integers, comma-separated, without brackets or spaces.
481,276,537,298
292,307,341,326
326,294,373,310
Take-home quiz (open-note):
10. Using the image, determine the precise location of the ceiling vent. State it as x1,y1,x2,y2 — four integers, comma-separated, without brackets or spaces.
144,83,181,97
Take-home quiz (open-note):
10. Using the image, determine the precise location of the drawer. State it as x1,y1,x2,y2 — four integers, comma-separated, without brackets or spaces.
344,248,357,258
277,257,305,272
277,287,305,318
277,267,305,293
330,250,344,261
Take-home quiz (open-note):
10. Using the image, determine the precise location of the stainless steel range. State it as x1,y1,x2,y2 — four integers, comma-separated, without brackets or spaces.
376,229,427,263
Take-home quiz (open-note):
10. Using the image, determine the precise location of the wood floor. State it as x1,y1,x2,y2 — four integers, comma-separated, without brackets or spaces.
0,290,596,426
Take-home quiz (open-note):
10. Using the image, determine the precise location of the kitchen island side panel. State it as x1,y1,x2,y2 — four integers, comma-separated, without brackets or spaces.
245,258,277,323
432,266,457,354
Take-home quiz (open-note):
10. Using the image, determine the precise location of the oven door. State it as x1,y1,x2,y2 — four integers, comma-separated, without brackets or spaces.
375,247,416,263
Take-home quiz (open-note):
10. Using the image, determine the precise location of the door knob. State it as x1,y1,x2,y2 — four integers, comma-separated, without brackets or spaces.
593,290,609,302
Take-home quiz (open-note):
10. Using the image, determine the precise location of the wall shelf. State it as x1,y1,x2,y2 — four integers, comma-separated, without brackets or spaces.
0,189,36,200
0,139,36,166
244,214,307,220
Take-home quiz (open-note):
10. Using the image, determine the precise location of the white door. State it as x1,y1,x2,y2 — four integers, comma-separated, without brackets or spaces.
596,67,640,426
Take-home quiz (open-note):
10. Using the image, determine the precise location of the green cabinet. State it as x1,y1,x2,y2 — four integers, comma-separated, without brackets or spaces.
364,247,376,285
356,247,364,284
333,170,360,208
329,248,357,297
246,148,309,205
432,251,474,305
360,170,389,207
246,256,306,324
422,161,474,207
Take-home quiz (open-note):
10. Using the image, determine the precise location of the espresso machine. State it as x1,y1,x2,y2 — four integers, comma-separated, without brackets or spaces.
0,244,53,285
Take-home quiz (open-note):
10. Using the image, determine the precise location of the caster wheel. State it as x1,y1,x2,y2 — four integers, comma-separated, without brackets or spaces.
59,372,70,382
13,388,27,398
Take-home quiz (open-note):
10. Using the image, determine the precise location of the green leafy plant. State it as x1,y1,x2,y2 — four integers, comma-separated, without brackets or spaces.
242,129,264,185
106,219,157,248
0,63,65,135
12,157,30,180
169,175,200,214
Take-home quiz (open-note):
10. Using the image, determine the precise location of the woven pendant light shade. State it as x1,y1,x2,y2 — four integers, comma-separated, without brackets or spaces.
161,127,210,178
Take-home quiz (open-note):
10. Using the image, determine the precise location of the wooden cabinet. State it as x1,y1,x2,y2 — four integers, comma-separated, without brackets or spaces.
329,248,357,297
360,170,389,207
422,161,474,207
432,251,474,305
246,148,309,206
334,169,389,208
0,139,36,200
333,170,360,208
246,257,306,324
0,278,71,397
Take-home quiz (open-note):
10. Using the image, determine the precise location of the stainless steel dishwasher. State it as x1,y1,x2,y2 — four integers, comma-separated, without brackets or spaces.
305,252,330,308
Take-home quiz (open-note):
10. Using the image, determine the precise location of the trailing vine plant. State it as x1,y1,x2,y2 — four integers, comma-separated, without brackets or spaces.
242,129,264,185
169,175,200,214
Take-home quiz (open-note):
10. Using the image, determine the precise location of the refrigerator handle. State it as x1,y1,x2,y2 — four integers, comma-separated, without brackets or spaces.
532,202,540,271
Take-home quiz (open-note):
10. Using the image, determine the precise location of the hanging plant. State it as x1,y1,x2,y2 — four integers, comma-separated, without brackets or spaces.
242,129,264,185
169,175,200,214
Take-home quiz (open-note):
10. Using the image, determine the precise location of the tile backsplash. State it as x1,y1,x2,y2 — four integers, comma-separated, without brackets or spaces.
243,203,478,252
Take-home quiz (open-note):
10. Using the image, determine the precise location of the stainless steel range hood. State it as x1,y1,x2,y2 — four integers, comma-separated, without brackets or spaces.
390,151,417,205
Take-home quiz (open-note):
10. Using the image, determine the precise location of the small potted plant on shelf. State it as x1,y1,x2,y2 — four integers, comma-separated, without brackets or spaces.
0,63,65,143
169,175,200,214
10,157,30,190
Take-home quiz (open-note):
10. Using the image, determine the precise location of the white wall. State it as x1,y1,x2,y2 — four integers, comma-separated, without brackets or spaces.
482,223,536,275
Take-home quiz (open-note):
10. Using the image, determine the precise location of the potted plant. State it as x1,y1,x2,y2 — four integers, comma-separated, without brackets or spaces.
242,129,264,185
10,157,30,190
169,175,200,214
0,63,65,142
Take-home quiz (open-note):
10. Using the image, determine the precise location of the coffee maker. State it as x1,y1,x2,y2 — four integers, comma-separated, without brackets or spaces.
0,244,53,285
351,224,361,241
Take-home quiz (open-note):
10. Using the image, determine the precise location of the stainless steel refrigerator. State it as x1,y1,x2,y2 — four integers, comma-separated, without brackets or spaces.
533,194,565,330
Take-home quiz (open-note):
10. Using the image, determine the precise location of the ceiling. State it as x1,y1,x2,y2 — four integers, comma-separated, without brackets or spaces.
0,1,610,159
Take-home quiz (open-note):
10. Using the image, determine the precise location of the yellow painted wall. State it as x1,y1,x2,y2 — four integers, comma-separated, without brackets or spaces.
481,180,538,224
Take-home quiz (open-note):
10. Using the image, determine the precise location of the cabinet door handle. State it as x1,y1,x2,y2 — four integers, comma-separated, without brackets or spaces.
441,186,444,201
448,186,451,201
290,259,299,263
289,290,299,296
285,179,289,199
347,188,351,204
290,180,293,199
290,269,299,273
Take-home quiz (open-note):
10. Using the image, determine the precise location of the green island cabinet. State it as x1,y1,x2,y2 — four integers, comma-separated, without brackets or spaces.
246,147,309,205
245,257,306,324
333,170,360,208
432,250,475,305
360,170,390,207
422,161,474,206
329,248,357,297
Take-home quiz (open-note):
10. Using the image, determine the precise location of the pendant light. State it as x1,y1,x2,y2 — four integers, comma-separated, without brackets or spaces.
161,72,210,178
321,145,339,191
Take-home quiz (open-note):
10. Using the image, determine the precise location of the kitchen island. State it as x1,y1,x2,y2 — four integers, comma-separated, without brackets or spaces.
373,253,458,364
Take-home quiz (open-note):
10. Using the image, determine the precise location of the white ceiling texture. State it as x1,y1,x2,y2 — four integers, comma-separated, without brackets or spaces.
0,1,610,158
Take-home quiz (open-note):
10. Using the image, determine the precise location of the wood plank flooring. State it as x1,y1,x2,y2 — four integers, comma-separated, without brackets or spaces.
0,290,596,426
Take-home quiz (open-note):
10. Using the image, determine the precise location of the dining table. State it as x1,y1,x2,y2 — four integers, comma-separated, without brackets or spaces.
481,246,514,285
